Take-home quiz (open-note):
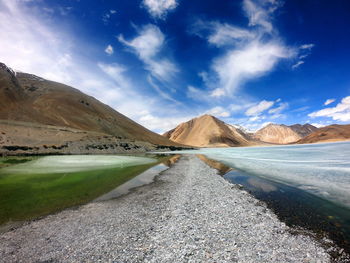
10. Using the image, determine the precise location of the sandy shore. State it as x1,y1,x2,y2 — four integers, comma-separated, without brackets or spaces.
0,155,330,262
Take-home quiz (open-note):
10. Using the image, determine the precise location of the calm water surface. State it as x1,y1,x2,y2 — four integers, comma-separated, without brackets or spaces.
169,142,350,257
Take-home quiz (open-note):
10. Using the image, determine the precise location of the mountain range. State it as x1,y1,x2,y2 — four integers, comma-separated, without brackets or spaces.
163,115,349,147
1,62,349,154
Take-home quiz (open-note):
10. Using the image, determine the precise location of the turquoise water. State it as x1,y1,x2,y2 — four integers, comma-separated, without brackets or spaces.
176,142,350,209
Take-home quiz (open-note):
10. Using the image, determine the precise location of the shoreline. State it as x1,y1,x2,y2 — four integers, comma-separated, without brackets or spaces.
0,155,331,262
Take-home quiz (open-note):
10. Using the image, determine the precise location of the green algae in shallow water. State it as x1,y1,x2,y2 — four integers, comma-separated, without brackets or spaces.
0,155,158,225
2,155,156,174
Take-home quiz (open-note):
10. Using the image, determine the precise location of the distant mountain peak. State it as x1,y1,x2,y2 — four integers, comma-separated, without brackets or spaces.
163,115,255,147
289,123,318,137
254,123,301,144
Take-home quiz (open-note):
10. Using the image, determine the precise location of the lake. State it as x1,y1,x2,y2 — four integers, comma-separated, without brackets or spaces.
169,141,350,256
0,154,176,228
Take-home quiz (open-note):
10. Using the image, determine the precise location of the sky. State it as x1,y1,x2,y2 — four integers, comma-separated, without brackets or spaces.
0,0,350,133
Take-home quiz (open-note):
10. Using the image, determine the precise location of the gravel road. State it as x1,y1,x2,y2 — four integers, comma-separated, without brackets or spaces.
0,155,330,262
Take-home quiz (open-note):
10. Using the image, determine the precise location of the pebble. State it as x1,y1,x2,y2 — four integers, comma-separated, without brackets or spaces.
0,155,330,262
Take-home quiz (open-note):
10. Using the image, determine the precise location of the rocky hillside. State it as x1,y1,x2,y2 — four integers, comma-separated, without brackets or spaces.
163,114,255,147
0,63,183,155
254,124,302,144
289,124,318,137
297,124,350,144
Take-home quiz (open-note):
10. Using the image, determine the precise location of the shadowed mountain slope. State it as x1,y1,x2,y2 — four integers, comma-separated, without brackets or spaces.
297,124,350,144
289,124,318,137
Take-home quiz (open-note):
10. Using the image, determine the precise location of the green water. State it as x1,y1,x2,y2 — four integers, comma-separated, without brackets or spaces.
0,155,161,225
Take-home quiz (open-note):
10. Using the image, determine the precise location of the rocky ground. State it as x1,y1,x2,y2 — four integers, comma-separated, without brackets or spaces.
0,155,330,262
0,120,188,156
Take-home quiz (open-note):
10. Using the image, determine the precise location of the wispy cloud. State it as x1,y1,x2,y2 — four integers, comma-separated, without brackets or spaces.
0,0,186,133
292,43,315,69
105,45,114,55
102,9,117,24
268,102,289,114
292,60,304,69
187,85,210,101
211,41,292,96
193,0,296,98
300,44,315,50
242,0,282,32
137,112,195,133
205,106,230,117
324,98,336,106
97,63,129,89
192,21,254,47
142,0,178,19
147,76,179,103
118,24,178,82
245,100,275,116
308,96,350,122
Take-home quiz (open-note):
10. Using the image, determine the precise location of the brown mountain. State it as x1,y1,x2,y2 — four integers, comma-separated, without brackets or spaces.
163,114,254,147
289,124,318,137
254,123,301,144
0,62,180,153
297,124,350,144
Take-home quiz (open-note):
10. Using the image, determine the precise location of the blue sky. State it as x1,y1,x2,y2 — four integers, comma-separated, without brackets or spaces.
0,0,349,133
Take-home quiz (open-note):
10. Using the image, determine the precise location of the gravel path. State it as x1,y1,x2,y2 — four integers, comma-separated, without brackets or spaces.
0,155,330,262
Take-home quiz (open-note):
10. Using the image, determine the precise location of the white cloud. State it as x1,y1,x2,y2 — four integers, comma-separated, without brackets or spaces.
208,23,254,47
310,122,328,128
142,0,178,19
292,60,304,69
248,115,262,122
242,0,282,32
186,85,210,101
210,88,226,97
194,0,295,97
97,63,129,88
308,96,350,122
118,24,178,82
292,43,315,69
324,98,336,106
147,76,179,103
118,25,164,59
192,21,254,47
300,43,315,50
245,100,274,116
102,9,117,24
0,1,187,133
0,0,75,84
105,44,114,55
268,102,288,114
213,41,292,96
138,112,194,133
205,106,230,118
229,103,252,113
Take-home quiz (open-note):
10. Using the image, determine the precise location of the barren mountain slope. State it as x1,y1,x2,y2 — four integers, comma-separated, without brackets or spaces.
0,62,177,147
289,124,318,137
163,115,254,147
297,124,350,144
254,124,302,144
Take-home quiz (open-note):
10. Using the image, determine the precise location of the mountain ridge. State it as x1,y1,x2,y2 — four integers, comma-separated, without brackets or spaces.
163,114,257,147
297,124,350,144
0,62,185,155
